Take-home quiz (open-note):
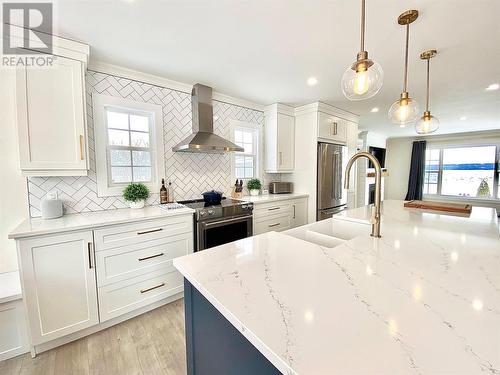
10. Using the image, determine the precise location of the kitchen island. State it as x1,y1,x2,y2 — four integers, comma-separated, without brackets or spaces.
173,200,500,374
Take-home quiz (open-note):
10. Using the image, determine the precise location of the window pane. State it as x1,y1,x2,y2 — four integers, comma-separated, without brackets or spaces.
430,149,440,159
130,131,150,148
132,150,151,166
235,155,245,168
107,111,128,129
236,168,245,178
130,115,149,132
133,167,152,182
235,130,243,143
244,156,254,168
108,129,130,146
245,168,254,178
427,184,437,194
243,142,253,154
111,167,132,183
110,149,131,166
441,146,495,198
243,131,253,143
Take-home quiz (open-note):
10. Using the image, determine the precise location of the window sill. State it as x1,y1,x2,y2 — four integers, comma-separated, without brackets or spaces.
423,194,500,205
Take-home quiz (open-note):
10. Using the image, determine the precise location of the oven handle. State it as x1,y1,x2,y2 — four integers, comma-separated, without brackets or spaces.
201,215,253,229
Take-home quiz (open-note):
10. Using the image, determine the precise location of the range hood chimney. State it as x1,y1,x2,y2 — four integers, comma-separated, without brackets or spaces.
172,84,244,153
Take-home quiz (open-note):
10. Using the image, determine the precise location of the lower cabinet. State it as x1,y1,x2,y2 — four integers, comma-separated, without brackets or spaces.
18,231,99,345
253,197,308,235
16,213,194,350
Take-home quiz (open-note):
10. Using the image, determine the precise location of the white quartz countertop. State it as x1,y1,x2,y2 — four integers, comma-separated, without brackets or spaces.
9,205,194,239
237,193,308,204
174,200,500,375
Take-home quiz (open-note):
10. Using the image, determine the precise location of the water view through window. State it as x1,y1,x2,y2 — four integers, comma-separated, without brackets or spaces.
424,145,499,199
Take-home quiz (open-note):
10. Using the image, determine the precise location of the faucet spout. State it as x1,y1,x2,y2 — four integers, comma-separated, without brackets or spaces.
344,152,383,238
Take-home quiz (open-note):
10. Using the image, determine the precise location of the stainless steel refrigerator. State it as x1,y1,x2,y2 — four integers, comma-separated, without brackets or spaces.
317,142,348,220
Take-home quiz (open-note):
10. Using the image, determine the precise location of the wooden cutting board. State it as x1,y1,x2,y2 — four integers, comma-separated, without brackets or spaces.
404,200,472,214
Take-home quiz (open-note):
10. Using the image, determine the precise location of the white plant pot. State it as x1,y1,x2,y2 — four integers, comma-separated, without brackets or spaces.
129,200,145,209
249,189,260,196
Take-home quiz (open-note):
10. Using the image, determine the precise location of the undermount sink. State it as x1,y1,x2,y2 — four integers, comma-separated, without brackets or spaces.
284,218,370,248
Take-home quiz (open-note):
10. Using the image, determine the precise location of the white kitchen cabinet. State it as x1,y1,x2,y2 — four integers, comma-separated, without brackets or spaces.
253,197,308,235
18,230,99,345
16,56,88,176
318,112,347,143
290,199,308,227
265,104,295,173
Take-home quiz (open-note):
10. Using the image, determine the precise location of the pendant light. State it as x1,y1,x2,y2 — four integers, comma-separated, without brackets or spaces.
416,49,439,134
388,10,420,125
341,0,383,100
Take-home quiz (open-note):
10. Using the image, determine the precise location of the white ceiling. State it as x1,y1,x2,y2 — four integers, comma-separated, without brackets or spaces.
55,0,500,137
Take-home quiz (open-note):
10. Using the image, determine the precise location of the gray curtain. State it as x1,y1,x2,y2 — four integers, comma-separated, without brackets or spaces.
405,140,427,201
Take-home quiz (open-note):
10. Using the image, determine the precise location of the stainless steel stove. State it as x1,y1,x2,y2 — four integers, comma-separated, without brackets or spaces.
178,198,253,251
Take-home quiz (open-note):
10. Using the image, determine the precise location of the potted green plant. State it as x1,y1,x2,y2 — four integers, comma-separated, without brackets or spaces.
247,178,262,196
123,183,150,209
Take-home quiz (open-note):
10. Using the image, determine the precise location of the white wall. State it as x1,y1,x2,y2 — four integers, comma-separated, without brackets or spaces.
0,69,29,273
385,130,500,211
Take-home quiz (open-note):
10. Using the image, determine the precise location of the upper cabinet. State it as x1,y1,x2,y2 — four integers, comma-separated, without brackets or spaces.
15,28,90,176
317,112,347,143
264,104,295,173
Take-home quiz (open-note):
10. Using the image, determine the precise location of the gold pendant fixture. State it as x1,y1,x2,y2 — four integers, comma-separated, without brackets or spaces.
388,10,420,125
416,49,439,134
341,0,383,100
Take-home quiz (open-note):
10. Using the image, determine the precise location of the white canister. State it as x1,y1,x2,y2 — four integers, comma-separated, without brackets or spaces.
41,192,63,219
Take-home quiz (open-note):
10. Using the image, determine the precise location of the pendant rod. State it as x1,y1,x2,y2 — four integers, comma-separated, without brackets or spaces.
403,23,410,92
360,0,366,52
426,58,430,112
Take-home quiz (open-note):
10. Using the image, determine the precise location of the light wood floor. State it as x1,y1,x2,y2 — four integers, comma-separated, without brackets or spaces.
0,299,187,375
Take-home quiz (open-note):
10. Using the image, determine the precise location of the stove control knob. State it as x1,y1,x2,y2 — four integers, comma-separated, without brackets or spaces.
208,209,215,215
199,211,207,217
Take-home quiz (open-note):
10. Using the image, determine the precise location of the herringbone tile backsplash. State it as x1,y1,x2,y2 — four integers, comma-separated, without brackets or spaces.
27,71,279,217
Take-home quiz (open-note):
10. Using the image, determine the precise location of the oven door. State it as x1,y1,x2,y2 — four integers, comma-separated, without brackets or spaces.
197,215,253,251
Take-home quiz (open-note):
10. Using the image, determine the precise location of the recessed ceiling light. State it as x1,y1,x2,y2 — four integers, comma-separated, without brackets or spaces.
370,107,379,113
460,116,467,121
486,83,499,91
307,77,318,86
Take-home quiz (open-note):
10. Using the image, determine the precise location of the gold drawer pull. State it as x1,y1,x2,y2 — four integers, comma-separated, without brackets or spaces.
268,223,280,228
79,135,84,160
268,207,280,211
137,228,163,235
138,252,164,262
140,282,165,294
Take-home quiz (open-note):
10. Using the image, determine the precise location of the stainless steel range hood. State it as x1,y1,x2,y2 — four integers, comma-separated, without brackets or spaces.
172,84,244,153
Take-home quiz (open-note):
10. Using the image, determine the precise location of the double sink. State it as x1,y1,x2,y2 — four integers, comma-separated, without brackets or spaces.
284,217,371,248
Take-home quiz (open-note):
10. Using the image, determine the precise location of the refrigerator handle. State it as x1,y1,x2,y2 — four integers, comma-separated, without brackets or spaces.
332,152,339,199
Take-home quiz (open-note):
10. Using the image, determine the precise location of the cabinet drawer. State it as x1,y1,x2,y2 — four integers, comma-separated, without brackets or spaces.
254,213,292,235
98,269,183,322
253,202,292,219
96,232,193,286
94,215,193,251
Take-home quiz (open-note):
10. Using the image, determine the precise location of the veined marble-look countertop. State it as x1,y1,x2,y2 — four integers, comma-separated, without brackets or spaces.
174,200,500,375
236,193,309,204
9,205,194,239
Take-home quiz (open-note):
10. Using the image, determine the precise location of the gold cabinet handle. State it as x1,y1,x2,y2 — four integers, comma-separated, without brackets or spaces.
87,242,94,269
267,207,280,211
79,135,85,160
140,282,165,294
268,222,280,228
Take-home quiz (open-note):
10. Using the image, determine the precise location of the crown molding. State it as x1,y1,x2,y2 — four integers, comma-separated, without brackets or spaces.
294,101,359,123
87,60,265,112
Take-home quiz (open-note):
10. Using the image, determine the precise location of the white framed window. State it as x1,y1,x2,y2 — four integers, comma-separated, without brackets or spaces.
92,94,164,197
230,120,261,181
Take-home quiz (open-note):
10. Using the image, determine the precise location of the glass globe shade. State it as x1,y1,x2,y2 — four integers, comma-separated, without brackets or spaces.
341,60,384,100
415,114,439,134
388,97,419,125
